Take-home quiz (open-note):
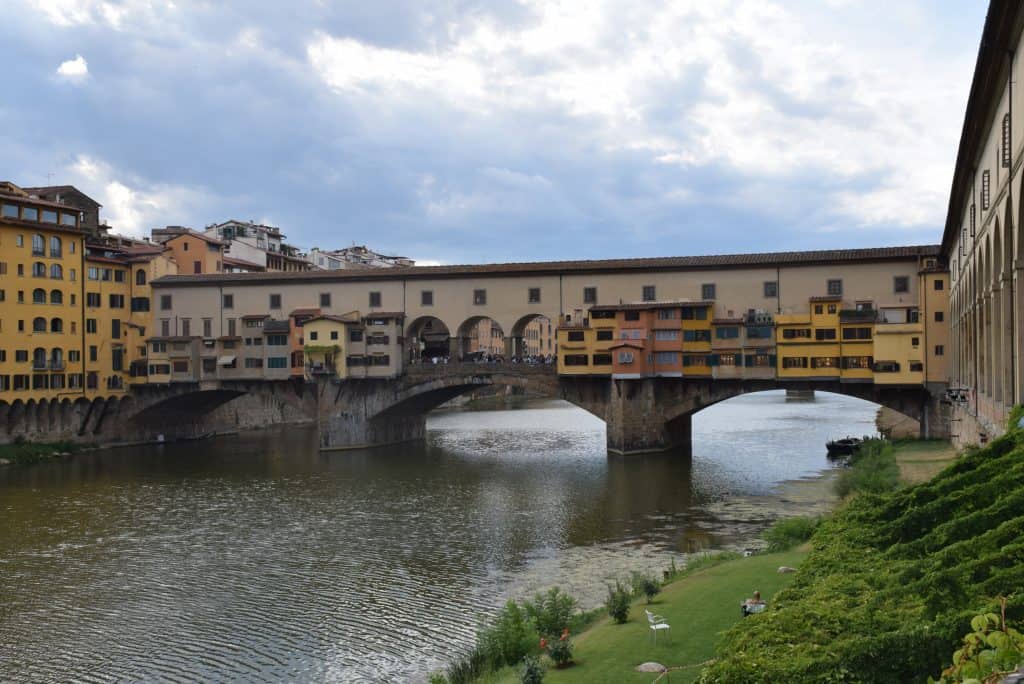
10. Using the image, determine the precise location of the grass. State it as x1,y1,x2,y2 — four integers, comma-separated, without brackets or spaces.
0,439,86,465
482,549,807,684
890,439,957,485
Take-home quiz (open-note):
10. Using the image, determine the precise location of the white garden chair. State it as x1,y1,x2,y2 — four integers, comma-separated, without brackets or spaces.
644,609,671,644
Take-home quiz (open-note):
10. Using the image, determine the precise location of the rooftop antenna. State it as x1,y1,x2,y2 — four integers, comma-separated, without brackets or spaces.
46,171,54,184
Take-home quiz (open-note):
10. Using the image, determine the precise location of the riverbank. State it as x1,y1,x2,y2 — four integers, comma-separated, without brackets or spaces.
0,439,90,466
477,548,808,684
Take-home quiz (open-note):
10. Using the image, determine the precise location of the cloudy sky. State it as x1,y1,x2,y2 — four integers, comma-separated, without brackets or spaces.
2,0,986,264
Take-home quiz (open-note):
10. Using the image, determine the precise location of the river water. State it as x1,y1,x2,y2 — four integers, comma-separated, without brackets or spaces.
0,390,877,682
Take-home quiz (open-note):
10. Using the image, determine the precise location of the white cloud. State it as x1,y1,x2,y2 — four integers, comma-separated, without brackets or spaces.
307,0,973,231
56,54,88,82
66,155,215,237
30,0,165,30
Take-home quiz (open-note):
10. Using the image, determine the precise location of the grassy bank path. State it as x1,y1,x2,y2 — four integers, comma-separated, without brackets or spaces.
891,439,956,485
484,549,807,684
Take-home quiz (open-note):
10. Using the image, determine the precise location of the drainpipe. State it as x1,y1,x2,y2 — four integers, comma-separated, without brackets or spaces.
1009,47,1017,406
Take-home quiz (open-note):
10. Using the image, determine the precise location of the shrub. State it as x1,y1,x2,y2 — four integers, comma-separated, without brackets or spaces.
1008,404,1024,432
444,646,487,684
520,655,544,684
629,572,661,603
834,439,900,498
428,673,447,684
763,516,820,552
546,631,574,668
524,587,576,638
606,580,632,624
477,601,535,671
933,600,1024,683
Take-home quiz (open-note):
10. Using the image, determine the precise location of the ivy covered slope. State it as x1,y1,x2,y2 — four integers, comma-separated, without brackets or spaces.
699,430,1024,684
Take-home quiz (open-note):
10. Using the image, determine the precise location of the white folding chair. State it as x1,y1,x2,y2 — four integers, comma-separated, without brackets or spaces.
644,609,671,644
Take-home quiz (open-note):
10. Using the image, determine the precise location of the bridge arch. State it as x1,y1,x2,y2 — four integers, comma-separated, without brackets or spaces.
509,313,556,359
406,315,453,362
456,315,506,360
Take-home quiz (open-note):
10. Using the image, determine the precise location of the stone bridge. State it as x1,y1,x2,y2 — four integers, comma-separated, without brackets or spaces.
2,365,947,455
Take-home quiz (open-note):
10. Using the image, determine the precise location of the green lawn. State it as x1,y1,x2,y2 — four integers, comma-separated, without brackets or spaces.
482,549,807,684
890,439,957,485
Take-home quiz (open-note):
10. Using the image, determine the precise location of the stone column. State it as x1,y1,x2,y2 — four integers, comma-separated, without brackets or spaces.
604,378,682,455
992,286,1003,403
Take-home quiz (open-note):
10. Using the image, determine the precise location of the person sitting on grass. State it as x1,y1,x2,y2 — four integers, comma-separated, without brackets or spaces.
741,590,766,617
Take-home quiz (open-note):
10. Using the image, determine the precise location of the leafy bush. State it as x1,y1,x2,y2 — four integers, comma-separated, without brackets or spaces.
444,646,487,684
520,655,544,684
763,516,820,552
477,601,536,671
629,572,661,603
932,600,1024,683
545,630,574,668
834,438,900,497
428,673,448,684
699,430,1024,683
1008,404,1024,432
524,587,576,639
606,581,632,624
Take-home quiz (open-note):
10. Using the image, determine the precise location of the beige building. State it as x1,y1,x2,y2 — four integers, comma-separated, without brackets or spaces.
941,0,1024,444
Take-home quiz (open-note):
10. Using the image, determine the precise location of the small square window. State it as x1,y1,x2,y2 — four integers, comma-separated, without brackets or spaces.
827,279,842,296
935,345,944,356
763,281,778,298
814,304,823,314
473,289,487,305
933,279,944,291
911,337,920,347
421,290,433,306
369,291,382,308
642,285,656,302
934,311,944,322
223,294,234,309
319,293,331,307
893,276,909,294
269,294,281,309
827,304,837,314
528,287,541,303
330,331,338,340
702,283,716,300
309,331,318,341
583,287,597,304
160,295,172,310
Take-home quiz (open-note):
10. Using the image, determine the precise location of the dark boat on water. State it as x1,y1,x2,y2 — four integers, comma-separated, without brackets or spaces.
826,437,862,457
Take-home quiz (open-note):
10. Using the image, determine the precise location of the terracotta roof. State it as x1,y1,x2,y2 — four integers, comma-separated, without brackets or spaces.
364,311,405,319
150,245,941,288
809,295,843,302
22,185,102,208
307,314,360,324
241,314,269,320
223,256,265,270
289,308,320,316
591,300,714,312
162,229,226,246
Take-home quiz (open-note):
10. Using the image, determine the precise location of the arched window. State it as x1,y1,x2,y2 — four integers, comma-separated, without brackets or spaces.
32,262,46,277
33,348,46,368
49,236,62,257
31,234,45,256
32,317,47,332
32,288,46,304
51,348,63,366
50,318,63,333
50,263,62,280
136,269,147,285
50,289,63,305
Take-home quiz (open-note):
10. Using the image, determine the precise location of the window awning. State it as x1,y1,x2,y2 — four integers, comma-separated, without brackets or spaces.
218,355,236,365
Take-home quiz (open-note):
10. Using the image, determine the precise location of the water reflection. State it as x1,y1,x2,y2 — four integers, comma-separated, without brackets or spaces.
0,390,877,682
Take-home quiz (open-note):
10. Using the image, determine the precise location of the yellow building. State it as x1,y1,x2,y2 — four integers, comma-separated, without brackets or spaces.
0,183,88,400
680,302,713,377
555,309,615,375
303,313,360,379
872,323,925,385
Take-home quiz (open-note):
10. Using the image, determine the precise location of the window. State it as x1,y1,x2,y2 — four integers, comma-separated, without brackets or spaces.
2,204,19,219
111,319,121,339
593,353,612,365
131,297,150,312
782,328,810,340
911,337,920,347
567,331,585,342
842,327,872,340
267,357,288,369
624,310,640,321
49,264,62,280
811,357,840,369
160,295,172,310
654,351,679,365
320,292,331,307
1003,112,1012,167
655,329,679,341
49,236,61,257
101,268,112,282
827,304,837,314
114,270,125,283
421,290,433,306
16,350,28,362
982,169,991,210
183,241,190,252
203,319,212,337
935,345,945,356
33,288,46,304
109,294,124,308
815,328,836,341
366,334,390,345
682,355,707,367
717,354,738,366
32,234,44,256
683,329,711,342
269,294,281,309
583,287,597,304
472,289,486,306
874,361,900,373
60,212,77,227
934,279,944,291
701,283,716,300
308,331,319,341
50,318,62,333
528,287,541,303
827,279,842,296
69,268,76,281
893,276,909,293
910,362,924,372
746,325,772,339
842,356,872,369
370,355,391,367
764,281,778,298
596,329,614,341
908,309,920,323
160,319,170,336
172,360,189,373
563,354,588,366
782,357,808,369
642,285,656,302
330,330,338,340
136,269,146,285
266,334,288,346
223,294,234,309
32,317,46,332
657,309,678,320
617,351,635,363
179,318,189,337
88,267,99,280
934,311,944,322
715,326,739,339
350,330,363,342
32,262,46,277
362,291,380,308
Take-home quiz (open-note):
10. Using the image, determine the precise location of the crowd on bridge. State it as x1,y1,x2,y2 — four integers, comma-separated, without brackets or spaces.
408,353,556,366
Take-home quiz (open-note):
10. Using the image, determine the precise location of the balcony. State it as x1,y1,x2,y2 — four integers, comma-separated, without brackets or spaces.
306,363,336,376
32,361,48,372
49,360,66,371
840,309,878,323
